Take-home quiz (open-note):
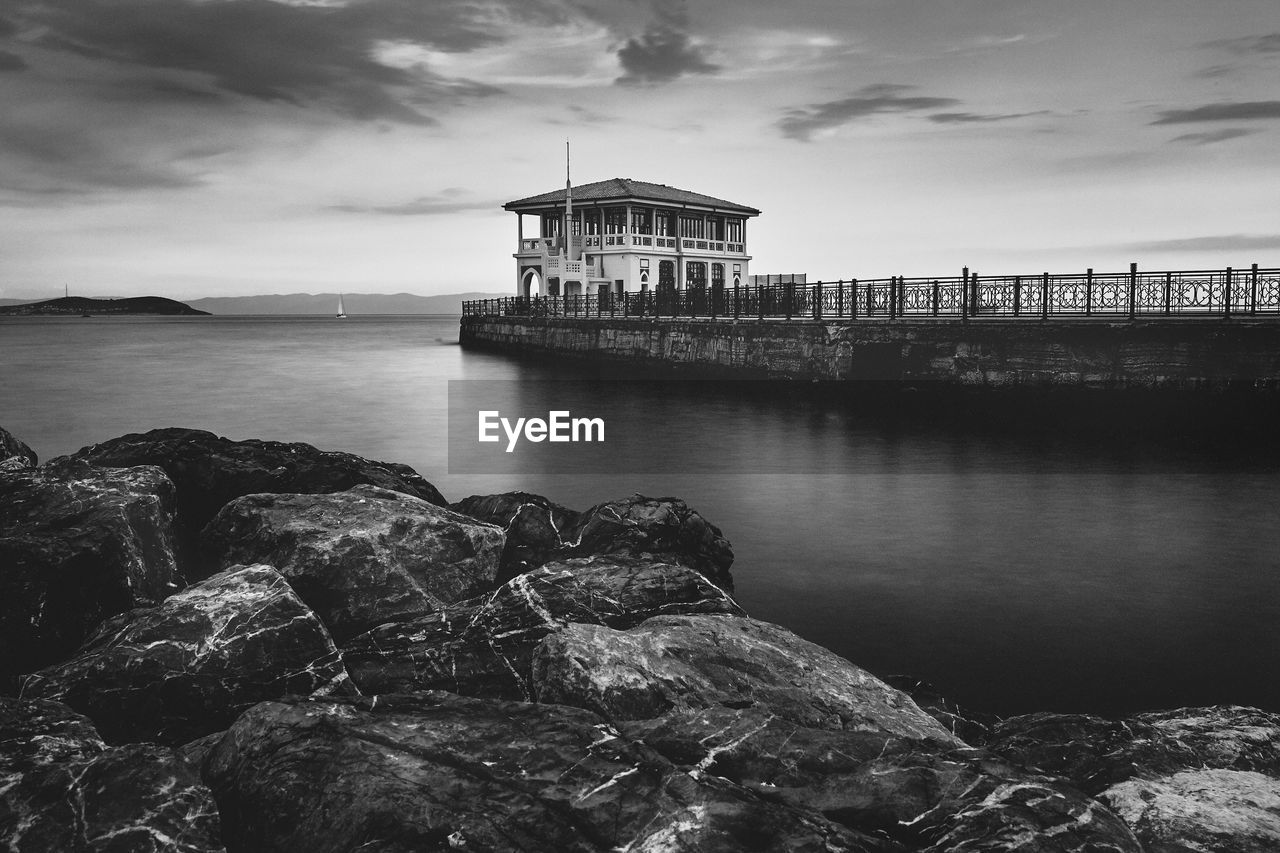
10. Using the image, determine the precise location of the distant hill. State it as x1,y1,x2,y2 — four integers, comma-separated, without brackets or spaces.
0,296,209,316
184,292,505,315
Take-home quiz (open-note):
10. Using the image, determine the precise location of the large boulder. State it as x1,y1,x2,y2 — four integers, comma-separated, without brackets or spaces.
450,491,580,580
203,692,885,853
1101,768,1280,853
0,425,37,470
533,614,960,745
0,459,182,688
0,697,224,852
988,705,1280,795
200,485,504,640
60,427,447,550
21,564,354,745
343,555,744,700
558,494,735,587
624,708,1139,851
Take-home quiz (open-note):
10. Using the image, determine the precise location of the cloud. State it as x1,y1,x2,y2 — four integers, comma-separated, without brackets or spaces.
329,190,496,216
0,50,25,71
1200,33,1280,55
1120,234,1280,253
7,0,544,124
1168,128,1260,145
1151,101,1280,124
777,84,959,141
928,110,1047,124
614,0,718,85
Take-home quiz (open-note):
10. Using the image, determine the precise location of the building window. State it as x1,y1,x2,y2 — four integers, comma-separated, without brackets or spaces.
604,207,627,234
726,219,743,243
631,208,651,235
655,211,673,237
679,216,706,239
686,262,707,288
733,263,742,274
712,264,724,286
658,260,675,290
569,212,581,236
583,210,600,235
639,258,649,270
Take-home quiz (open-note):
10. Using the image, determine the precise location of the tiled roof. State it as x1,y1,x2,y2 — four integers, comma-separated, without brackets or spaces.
503,178,760,216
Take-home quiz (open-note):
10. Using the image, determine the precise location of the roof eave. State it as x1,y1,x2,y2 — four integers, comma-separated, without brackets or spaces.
503,197,760,217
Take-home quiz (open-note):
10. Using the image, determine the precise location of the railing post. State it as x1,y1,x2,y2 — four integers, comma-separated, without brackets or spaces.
1013,276,1021,316
866,279,874,316
836,279,844,317
932,280,940,316
889,276,898,319
1251,263,1259,315
815,280,823,320
1085,268,1093,316
1041,272,1049,320
1128,262,1137,319
785,276,793,320
851,279,858,319
734,280,741,319
970,272,980,316
960,267,969,322
758,282,764,321
1164,272,1172,314
1224,266,1233,318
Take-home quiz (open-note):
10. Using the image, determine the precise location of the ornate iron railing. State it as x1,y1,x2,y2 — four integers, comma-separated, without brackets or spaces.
463,264,1280,321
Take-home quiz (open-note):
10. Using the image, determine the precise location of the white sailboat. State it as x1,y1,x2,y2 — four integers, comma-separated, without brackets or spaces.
336,293,347,318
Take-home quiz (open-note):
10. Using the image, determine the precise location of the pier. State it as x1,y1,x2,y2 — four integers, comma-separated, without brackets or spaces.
460,263,1280,388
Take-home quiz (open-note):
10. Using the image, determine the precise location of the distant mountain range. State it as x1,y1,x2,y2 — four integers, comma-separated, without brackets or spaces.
0,296,209,316
184,292,505,315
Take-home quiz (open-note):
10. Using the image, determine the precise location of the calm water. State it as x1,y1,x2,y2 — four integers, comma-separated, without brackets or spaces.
3,315,1278,717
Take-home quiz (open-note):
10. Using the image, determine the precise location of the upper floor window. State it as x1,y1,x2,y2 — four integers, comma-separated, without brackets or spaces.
726,218,743,243
631,208,652,235
679,216,706,239
655,210,674,237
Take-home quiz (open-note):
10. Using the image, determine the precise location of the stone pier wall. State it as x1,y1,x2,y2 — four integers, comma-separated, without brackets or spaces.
459,316,1280,388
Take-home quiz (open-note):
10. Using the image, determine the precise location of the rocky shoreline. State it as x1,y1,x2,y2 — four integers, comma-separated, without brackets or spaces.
2,424,1277,852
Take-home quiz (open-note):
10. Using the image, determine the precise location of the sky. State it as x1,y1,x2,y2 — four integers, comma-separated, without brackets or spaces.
1,0,1278,299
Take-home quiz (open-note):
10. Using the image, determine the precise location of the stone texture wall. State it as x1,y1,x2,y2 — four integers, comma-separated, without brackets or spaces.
459,316,1280,388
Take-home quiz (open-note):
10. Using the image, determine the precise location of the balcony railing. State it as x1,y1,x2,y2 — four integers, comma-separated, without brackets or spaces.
465,264,1280,320
520,234,740,253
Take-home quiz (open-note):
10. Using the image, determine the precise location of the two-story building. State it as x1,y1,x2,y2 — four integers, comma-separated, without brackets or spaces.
503,178,760,301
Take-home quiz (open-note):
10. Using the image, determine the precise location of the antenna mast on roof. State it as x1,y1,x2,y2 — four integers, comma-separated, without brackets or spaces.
564,139,577,261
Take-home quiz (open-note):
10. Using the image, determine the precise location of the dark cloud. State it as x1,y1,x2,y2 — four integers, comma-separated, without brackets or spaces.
778,84,959,141
1200,33,1280,55
1151,101,1280,124
1168,128,1260,145
8,0,543,124
0,123,202,194
928,110,1047,124
0,50,25,71
614,0,718,86
1121,234,1280,253
0,16,17,37
330,191,496,216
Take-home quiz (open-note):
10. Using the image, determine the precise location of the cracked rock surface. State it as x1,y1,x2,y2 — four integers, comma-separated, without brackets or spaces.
0,697,224,852
21,564,354,745
0,459,182,687
343,555,744,700
203,692,886,853
201,485,504,641
0,424,37,470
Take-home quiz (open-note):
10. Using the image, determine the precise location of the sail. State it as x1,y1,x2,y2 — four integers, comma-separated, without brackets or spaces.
337,293,346,317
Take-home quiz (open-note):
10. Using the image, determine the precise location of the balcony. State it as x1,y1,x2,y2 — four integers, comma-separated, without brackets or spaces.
522,233,743,256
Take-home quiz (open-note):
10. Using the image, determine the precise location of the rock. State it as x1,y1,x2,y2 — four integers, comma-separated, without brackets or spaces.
0,459,182,688
883,676,999,746
988,705,1280,795
623,708,1139,851
1101,768,1280,853
21,564,354,745
532,614,961,745
203,692,886,853
0,696,104,775
60,427,447,554
0,425,37,468
449,491,580,580
200,485,504,640
343,555,744,700
558,494,735,587
0,697,224,852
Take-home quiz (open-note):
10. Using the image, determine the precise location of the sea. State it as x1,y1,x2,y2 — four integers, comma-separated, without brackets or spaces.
3,313,1279,718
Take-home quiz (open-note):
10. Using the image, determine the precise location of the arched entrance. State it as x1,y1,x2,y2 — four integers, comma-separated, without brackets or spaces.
521,267,542,298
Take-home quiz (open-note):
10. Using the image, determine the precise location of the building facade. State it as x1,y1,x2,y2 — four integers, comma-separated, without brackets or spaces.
503,178,760,301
